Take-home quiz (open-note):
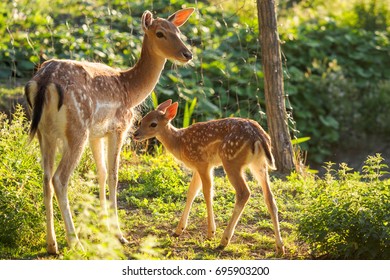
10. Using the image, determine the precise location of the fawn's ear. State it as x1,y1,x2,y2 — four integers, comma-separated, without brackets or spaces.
165,102,179,121
142,10,154,31
167,8,195,27
156,99,172,112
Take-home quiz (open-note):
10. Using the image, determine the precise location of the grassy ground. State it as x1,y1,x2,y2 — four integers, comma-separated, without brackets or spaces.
0,107,388,260
116,149,308,260
62,145,309,260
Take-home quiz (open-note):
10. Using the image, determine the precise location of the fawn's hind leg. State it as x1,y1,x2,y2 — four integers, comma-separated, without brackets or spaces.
220,163,251,247
249,163,284,254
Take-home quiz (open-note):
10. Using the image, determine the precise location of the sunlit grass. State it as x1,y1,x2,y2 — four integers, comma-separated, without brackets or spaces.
1,106,389,260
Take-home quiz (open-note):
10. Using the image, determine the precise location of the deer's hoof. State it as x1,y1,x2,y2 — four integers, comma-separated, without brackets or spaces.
119,236,129,245
276,245,285,256
47,243,59,255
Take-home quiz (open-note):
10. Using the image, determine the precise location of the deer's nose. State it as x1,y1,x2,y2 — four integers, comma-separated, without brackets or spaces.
182,51,192,61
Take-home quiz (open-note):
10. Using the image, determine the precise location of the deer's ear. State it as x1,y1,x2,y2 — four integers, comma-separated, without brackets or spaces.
165,102,179,121
167,8,195,27
142,10,154,31
156,99,172,112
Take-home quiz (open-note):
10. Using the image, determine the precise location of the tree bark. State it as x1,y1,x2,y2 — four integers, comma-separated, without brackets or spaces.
257,0,295,173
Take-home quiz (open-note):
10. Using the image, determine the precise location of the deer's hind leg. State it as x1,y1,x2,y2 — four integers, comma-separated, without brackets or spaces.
52,131,88,250
38,131,58,254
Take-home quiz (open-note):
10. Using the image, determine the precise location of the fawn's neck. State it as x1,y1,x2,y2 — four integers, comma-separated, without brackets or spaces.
121,34,167,107
156,124,183,159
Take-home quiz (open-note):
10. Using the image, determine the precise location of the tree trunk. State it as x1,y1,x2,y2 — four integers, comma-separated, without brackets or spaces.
257,0,295,173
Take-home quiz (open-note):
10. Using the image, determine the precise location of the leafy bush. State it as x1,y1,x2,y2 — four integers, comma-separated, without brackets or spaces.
0,106,45,256
298,154,390,259
280,0,390,161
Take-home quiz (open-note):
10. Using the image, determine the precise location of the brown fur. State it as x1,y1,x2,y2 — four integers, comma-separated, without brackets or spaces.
25,8,195,254
134,100,285,254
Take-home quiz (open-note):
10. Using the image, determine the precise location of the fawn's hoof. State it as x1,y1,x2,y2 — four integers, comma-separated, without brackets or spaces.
216,244,226,251
219,236,230,247
172,232,181,238
206,231,216,240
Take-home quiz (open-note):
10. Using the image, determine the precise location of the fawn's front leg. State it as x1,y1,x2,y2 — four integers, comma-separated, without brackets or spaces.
199,168,216,239
174,171,201,236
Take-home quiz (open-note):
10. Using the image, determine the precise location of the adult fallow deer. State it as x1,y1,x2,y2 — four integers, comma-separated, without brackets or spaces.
133,100,285,254
25,8,194,254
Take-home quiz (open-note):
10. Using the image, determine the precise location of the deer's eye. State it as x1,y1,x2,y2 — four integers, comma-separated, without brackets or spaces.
150,122,158,128
156,31,165,38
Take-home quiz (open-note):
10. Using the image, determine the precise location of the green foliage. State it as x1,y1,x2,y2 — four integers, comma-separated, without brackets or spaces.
119,153,188,214
2,0,389,163
298,155,390,259
183,97,197,128
0,106,45,256
280,0,390,161
62,193,125,260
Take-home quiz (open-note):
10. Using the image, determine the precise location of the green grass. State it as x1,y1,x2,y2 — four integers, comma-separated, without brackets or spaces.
0,108,389,260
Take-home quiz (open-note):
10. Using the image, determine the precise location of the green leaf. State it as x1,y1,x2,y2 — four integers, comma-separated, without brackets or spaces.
151,91,158,109
291,137,311,145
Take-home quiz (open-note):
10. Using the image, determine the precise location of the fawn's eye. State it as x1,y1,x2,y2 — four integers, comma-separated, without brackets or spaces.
150,122,158,128
156,31,165,38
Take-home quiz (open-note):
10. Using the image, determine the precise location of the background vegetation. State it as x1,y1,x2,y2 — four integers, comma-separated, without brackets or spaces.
0,0,389,259
1,0,389,163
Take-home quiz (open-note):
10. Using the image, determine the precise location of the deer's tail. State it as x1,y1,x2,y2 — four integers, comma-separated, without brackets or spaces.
25,81,63,141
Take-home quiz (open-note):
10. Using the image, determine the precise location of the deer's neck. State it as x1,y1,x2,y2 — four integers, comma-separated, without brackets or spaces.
121,35,167,107
156,124,183,159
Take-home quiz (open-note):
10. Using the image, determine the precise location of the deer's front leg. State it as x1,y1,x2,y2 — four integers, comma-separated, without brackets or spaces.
107,132,128,244
90,138,108,218
199,168,216,239
174,171,201,237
